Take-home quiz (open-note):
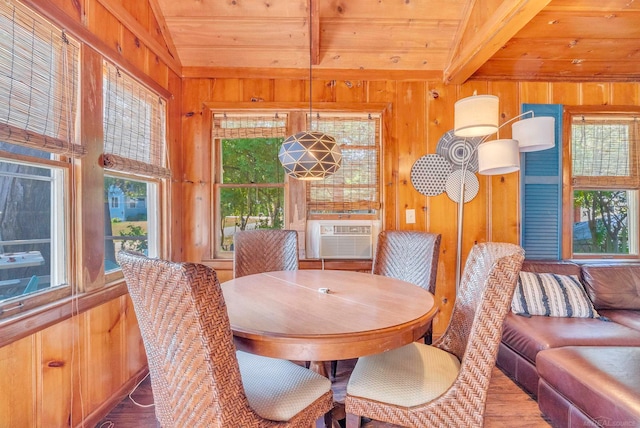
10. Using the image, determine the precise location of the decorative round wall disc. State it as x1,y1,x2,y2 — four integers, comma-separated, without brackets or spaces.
445,168,479,203
410,154,451,196
436,130,482,172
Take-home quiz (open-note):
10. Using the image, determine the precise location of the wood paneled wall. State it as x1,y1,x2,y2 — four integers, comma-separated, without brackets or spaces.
0,0,181,426
181,79,640,336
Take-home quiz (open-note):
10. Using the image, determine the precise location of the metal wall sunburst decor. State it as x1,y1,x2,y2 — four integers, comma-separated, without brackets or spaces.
410,154,451,196
410,130,482,203
435,130,482,172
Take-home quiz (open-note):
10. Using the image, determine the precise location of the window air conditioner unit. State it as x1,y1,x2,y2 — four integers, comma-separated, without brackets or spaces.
306,220,380,259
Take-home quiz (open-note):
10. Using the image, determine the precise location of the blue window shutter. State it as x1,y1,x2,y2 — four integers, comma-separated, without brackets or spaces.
520,104,563,260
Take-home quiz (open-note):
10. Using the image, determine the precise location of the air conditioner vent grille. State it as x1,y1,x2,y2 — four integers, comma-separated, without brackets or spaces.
333,225,371,235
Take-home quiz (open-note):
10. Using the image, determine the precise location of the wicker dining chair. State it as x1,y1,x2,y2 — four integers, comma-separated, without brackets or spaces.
234,229,299,278
373,231,441,340
344,242,525,428
118,250,333,428
331,230,441,378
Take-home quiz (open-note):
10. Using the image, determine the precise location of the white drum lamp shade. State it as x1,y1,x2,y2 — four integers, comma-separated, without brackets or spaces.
512,116,556,152
454,95,499,138
278,131,342,180
477,139,520,175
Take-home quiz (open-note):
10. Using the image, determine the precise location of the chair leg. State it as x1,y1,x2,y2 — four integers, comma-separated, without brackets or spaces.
345,413,361,428
331,360,337,379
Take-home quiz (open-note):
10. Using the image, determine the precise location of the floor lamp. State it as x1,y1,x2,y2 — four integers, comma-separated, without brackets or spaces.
452,94,555,290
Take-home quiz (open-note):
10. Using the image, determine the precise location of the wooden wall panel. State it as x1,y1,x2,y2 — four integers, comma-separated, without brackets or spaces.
519,82,552,104
120,25,148,73
86,1,121,54
367,80,398,229
549,82,580,105
611,82,640,105
274,79,307,102
396,82,428,231
336,80,366,103
87,298,126,412
243,79,274,102
0,336,35,427
582,82,610,105
212,78,243,102
0,0,172,427
489,81,520,245
182,79,214,262
167,71,184,260
40,316,85,427
425,82,458,333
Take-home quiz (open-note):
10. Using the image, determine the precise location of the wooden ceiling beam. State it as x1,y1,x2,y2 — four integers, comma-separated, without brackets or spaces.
310,0,320,65
148,0,182,64
443,0,551,85
182,66,442,82
95,0,182,75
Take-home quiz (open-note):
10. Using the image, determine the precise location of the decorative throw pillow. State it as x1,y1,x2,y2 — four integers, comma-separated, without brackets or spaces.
512,271,601,318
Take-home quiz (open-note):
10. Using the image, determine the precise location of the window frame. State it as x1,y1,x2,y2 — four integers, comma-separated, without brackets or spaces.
563,106,640,260
206,102,388,261
0,150,72,318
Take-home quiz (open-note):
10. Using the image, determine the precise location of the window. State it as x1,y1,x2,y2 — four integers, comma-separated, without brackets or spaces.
570,114,640,257
213,114,287,256
102,61,168,270
211,110,383,259
104,175,158,270
0,150,67,303
0,0,80,315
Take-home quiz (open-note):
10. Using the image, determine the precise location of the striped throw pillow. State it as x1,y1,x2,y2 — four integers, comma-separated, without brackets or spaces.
512,272,600,318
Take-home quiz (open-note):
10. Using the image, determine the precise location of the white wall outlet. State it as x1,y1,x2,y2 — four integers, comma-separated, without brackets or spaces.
406,209,416,224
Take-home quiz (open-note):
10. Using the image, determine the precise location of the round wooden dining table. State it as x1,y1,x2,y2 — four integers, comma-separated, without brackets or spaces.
221,269,437,377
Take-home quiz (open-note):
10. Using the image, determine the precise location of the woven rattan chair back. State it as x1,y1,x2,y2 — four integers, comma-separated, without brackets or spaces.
372,231,441,294
118,250,325,427
435,242,523,362
234,229,299,278
345,242,524,428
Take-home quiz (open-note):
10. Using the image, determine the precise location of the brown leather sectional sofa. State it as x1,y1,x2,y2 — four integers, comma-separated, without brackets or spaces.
497,260,640,427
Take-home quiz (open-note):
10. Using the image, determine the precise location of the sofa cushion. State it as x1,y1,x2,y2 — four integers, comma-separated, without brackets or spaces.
512,272,600,318
522,260,581,276
501,312,640,364
599,309,640,331
537,347,640,426
581,264,640,310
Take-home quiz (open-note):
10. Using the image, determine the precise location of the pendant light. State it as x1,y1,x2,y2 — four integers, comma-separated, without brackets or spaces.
278,0,341,180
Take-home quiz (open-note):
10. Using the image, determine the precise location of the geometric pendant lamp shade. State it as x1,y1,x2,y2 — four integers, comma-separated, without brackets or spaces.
278,131,342,180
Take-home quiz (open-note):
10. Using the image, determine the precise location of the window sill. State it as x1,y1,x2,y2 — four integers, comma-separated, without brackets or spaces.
0,280,128,348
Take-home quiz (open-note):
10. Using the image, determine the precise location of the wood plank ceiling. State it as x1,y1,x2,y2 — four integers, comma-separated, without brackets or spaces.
152,0,640,83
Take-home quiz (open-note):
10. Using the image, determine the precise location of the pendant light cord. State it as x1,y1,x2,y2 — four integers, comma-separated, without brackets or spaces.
309,0,313,129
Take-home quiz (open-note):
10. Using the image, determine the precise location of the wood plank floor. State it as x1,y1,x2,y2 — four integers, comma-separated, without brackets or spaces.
97,359,551,427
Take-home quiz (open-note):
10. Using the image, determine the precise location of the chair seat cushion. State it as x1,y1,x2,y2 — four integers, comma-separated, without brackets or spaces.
237,351,331,422
346,342,460,407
